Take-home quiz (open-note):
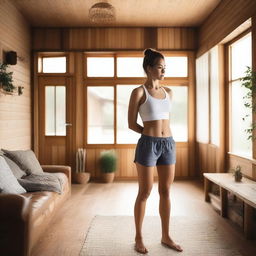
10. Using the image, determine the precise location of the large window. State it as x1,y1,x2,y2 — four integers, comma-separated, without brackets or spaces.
86,53,189,145
117,85,142,144
196,52,209,143
117,58,144,77
168,86,188,141
87,86,114,144
210,46,220,146
229,33,252,157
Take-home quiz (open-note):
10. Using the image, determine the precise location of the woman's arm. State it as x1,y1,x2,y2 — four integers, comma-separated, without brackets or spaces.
128,88,144,134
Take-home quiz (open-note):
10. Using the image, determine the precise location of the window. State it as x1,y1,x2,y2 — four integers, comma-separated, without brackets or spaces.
87,57,114,77
210,46,220,146
196,53,209,143
117,57,144,77
86,53,189,144
168,86,188,141
165,57,188,77
45,86,66,135
41,57,66,73
117,85,142,144
87,86,114,144
230,33,252,157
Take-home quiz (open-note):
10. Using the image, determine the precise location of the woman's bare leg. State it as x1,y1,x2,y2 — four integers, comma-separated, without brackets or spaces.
157,164,183,252
134,162,154,254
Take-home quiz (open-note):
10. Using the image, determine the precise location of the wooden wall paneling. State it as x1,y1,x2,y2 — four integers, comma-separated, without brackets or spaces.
144,28,157,49
32,28,62,50
86,149,96,178
188,52,196,176
252,164,256,181
0,0,31,150
228,154,253,178
95,149,102,178
157,28,197,50
177,145,189,177
197,143,208,178
32,27,197,51
67,28,145,50
207,144,217,172
197,0,256,57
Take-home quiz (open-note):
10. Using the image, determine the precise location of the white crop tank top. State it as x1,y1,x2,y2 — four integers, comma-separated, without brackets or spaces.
138,85,172,122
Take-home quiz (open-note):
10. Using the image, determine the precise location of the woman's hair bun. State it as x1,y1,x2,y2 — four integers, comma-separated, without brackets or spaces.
144,48,154,56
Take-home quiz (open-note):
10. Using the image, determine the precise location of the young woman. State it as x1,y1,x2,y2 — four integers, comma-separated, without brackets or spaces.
128,48,183,254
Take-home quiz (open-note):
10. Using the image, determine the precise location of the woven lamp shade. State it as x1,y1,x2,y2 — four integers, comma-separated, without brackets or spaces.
89,2,116,23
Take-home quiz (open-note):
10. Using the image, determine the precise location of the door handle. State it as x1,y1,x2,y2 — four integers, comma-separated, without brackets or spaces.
65,123,72,126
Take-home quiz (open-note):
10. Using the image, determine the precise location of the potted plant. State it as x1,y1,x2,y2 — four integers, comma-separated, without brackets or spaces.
73,148,90,184
0,62,16,94
232,165,243,182
99,150,117,183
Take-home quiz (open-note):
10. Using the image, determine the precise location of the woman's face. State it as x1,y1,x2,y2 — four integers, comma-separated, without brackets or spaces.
147,58,166,80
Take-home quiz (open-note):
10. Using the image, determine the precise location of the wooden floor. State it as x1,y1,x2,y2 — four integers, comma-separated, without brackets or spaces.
32,180,256,256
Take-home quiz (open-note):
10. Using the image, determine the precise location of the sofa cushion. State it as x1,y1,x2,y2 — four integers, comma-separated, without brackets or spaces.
18,173,62,194
2,155,27,179
23,191,56,222
0,156,27,194
2,149,43,175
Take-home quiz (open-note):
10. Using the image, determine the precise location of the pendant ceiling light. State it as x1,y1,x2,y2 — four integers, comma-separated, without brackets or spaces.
89,2,116,23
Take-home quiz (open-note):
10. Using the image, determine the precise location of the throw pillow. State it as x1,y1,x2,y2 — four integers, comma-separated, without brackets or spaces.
2,155,27,179
45,172,68,190
18,173,62,194
2,149,43,175
0,156,27,194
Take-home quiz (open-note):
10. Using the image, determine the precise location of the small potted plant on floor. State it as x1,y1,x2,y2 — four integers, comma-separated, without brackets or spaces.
99,150,117,183
232,165,243,182
73,148,90,184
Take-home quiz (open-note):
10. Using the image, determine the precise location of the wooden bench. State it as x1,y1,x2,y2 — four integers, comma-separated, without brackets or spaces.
204,173,256,239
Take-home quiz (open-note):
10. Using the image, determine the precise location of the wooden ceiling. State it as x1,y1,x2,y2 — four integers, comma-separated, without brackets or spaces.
12,0,221,27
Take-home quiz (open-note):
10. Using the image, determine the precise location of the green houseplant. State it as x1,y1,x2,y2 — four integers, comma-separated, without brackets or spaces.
99,150,117,183
0,62,16,93
240,66,256,140
231,165,243,182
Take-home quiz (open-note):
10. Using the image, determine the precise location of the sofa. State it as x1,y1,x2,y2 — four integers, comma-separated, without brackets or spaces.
0,150,71,256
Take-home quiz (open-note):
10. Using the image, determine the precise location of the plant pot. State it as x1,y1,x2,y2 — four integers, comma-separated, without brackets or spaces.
73,172,90,184
101,172,115,183
235,176,242,182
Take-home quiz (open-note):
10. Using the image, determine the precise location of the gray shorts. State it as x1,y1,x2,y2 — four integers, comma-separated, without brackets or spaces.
134,134,176,167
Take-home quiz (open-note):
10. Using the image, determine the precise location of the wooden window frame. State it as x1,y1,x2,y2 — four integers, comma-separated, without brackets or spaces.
37,52,69,74
84,51,191,148
225,28,252,158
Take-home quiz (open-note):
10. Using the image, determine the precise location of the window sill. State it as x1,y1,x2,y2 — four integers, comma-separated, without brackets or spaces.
227,152,256,164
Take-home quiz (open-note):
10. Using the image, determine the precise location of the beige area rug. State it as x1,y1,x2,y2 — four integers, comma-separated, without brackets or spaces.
80,215,244,256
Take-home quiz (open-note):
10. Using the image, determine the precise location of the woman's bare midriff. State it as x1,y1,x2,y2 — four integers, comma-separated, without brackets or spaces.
142,119,172,137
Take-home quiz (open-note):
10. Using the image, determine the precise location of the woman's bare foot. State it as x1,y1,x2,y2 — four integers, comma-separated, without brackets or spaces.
161,236,183,252
135,238,148,254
